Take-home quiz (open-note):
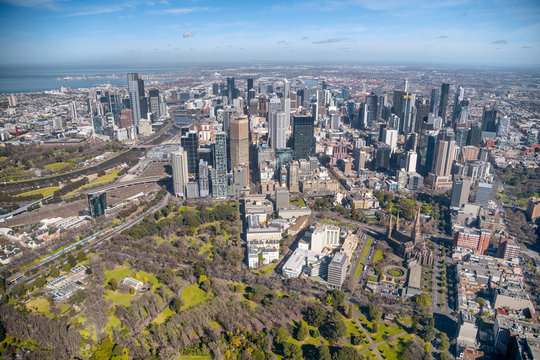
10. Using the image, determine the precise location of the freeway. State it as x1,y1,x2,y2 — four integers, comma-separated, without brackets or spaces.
8,193,170,285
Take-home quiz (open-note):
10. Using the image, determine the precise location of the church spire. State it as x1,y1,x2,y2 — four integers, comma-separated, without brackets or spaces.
395,211,400,231
412,204,422,243
386,212,393,239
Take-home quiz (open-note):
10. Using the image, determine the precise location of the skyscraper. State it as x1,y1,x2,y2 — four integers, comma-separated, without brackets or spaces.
482,105,498,132
199,159,210,197
181,131,200,177
438,83,450,122
120,109,133,129
432,133,455,177
475,182,492,205
229,115,249,169
497,116,510,137
450,178,471,208
430,88,440,115
451,86,465,124
172,147,189,198
212,132,228,198
226,77,235,104
406,151,417,173
271,112,287,150
364,93,378,129
148,89,160,118
292,115,314,160
87,192,106,218
127,73,142,128
374,142,391,170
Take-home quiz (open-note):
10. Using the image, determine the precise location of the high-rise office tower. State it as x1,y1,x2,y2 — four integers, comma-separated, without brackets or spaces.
69,101,78,123
364,93,378,129
456,100,469,125
430,88,440,115
8,94,17,107
475,182,492,205
288,160,300,192
87,192,106,218
342,87,351,101
482,105,498,132
172,147,189,198
180,131,200,176
222,106,234,134
432,132,456,177
438,83,450,122
229,115,249,169
283,78,290,99
127,73,142,128
455,128,469,149
497,116,510,137
467,124,482,146
392,90,405,121
451,87,465,124
383,128,398,154
406,151,417,173
374,142,391,170
271,112,287,150
330,114,340,130
226,77,235,104
212,132,228,198
450,178,471,208
247,78,254,95
405,132,418,152
292,115,314,160
148,89,160,118
424,132,438,175
198,159,210,197
353,148,367,171
267,97,282,133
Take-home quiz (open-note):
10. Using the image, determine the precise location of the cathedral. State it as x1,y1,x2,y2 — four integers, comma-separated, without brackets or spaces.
385,205,434,267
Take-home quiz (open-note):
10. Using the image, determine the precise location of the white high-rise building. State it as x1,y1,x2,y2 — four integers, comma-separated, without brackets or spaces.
310,224,340,252
406,151,417,173
383,128,398,154
69,101,78,123
271,112,287,150
127,73,142,128
172,147,188,198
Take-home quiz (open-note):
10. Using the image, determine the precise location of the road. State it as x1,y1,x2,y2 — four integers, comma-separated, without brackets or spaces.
8,193,170,285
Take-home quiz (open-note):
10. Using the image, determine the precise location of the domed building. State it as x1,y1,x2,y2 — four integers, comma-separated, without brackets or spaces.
385,205,434,267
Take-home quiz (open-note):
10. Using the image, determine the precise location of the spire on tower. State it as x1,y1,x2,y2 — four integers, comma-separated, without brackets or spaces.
412,204,422,243
395,211,400,231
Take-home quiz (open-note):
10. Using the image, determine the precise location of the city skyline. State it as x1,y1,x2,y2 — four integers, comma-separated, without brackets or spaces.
0,0,539,67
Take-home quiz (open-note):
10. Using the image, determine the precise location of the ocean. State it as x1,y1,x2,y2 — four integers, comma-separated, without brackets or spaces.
0,65,185,94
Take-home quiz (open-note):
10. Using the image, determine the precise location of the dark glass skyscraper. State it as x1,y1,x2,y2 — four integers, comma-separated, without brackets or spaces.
293,115,314,160
482,105,497,132
88,192,106,218
212,132,228,198
438,83,450,121
226,77,235,104
181,131,200,177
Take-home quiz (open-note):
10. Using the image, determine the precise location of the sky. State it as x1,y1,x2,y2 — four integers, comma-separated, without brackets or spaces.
0,0,539,67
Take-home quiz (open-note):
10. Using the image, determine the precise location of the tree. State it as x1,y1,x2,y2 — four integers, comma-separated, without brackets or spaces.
66,253,77,268
0,322,5,343
170,297,184,313
475,297,485,306
50,265,60,278
305,305,327,327
367,305,380,321
320,312,347,343
371,322,378,334
351,334,362,346
332,346,360,360
68,289,85,305
282,342,302,360
411,316,419,334
318,345,331,360
422,324,435,343
76,251,87,263
331,290,346,306
108,278,118,291
274,327,289,345
416,293,431,307
440,332,449,352
34,276,47,289
296,321,308,341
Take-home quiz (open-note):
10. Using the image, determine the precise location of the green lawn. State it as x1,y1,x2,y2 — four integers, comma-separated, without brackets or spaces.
16,186,59,197
152,307,175,325
43,162,71,171
104,315,123,335
104,265,132,285
26,298,52,318
65,172,118,196
105,290,136,305
254,263,276,275
180,285,212,310
372,249,383,264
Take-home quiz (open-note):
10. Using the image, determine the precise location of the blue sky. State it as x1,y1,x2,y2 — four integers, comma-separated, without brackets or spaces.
0,0,539,66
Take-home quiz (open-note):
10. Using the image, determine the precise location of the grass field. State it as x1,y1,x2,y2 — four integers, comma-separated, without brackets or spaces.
372,249,383,264
181,285,211,310
104,265,132,284
132,270,160,288
104,315,123,335
43,162,71,171
105,290,136,305
16,186,59,197
152,307,175,325
65,170,120,196
354,258,365,278
26,298,52,318
254,263,276,275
